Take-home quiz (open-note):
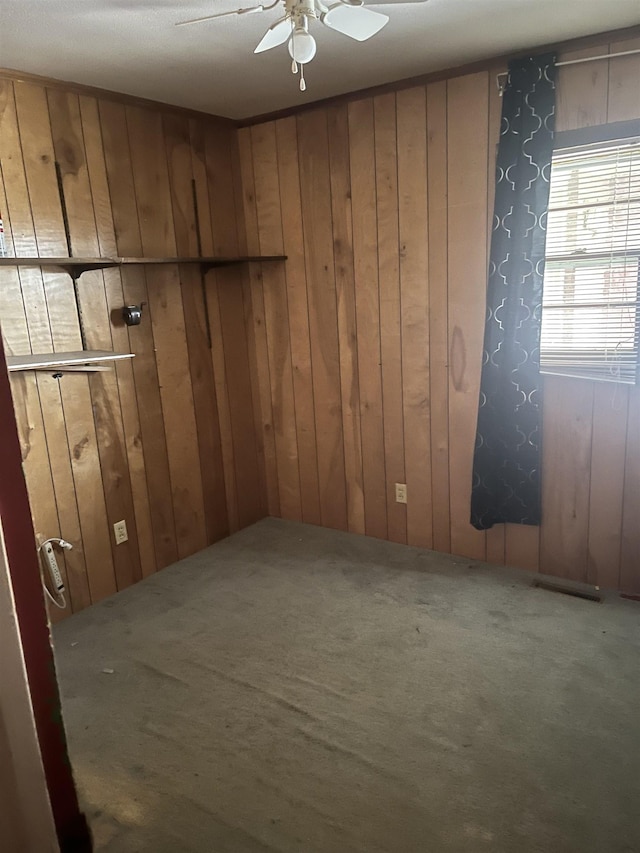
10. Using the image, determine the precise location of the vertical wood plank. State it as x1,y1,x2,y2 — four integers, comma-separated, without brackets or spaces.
446,73,489,561
297,109,348,531
229,121,268,521
99,98,179,569
539,377,593,583
235,127,278,517
349,98,387,541
620,388,640,593
48,87,143,592
397,86,432,550
556,47,609,132
217,272,264,529
230,125,270,527
426,81,451,555
126,104,207,558
206,276,241,533
205,123,263,529
505,525,541,574
275,117,322,526
163,112,229,544
240,268,271,520
607,37,640,122
250,122,302,521
587,383,628,589
191,123,241,532
79,94,157,578
237,128,280,517
327,104,365,536
374,92,407,545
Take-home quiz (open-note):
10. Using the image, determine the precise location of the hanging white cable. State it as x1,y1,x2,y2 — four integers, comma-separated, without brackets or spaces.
496,48,640,93
43,584,67,610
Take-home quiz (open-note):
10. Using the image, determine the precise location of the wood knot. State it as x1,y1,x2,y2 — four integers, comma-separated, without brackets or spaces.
73,435,90,460
60,141,83,174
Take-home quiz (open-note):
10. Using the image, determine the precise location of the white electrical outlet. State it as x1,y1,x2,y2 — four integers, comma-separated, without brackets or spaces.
113,520,128,545
395,483,407,504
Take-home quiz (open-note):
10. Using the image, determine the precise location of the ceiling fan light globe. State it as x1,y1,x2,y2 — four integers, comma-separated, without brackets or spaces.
287,27,317,64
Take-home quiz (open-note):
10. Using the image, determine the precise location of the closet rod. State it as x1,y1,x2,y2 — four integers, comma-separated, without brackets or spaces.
496,48,640,92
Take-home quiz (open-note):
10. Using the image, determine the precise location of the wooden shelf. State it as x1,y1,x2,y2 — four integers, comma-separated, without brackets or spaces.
7,351,135,373
118,256,286,266
0,255,287,278
0,258,119,277
0,255,287,352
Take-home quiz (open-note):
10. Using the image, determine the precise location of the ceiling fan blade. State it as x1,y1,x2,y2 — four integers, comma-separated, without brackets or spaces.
321,4,389,41
175,5,264,27
254,17,291,53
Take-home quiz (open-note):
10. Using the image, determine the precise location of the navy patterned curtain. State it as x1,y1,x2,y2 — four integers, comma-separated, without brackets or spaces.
471,53,557,531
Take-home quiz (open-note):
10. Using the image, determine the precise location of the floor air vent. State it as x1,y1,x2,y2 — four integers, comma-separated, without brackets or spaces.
532,579,602,602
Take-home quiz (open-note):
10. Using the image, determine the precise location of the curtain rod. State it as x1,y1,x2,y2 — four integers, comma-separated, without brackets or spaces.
496,48,640,93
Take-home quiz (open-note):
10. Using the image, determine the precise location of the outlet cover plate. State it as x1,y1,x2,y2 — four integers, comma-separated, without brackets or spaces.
395,483,407,504
113,519,128,545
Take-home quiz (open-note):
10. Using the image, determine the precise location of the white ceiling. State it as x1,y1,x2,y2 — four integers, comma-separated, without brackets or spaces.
0,0,638,119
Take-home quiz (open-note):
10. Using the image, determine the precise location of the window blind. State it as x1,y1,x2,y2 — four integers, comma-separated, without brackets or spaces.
541,137,640,383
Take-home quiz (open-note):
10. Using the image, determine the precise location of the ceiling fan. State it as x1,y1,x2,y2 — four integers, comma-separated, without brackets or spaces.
176,0,429,91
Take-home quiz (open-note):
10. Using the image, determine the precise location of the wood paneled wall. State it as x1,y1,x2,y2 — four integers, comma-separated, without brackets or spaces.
239,34,640,593
0,78,264,621
1,33,639,621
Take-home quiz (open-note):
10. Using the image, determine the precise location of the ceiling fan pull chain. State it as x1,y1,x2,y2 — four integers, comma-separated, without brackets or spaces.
291,58,298,74
299,65,306,92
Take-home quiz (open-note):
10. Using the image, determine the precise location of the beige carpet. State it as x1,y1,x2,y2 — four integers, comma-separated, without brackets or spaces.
54,519,640,852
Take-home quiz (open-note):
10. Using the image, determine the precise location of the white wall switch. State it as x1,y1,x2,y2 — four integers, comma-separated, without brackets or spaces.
113,520,128,545
395,483,407,504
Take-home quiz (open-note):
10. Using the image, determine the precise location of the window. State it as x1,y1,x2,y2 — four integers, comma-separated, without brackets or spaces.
541,136,640,383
